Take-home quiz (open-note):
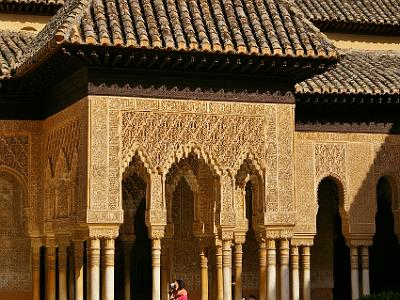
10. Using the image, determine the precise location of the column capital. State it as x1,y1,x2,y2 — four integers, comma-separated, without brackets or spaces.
234,233,246,245
45,237,57,248
221,230,234,241
88,225,119,239
31,237,44,248
265,228,293,240
149,225,165,240
347,238,373,247
291,235,314,247
56,234,71,249
72,229,89,241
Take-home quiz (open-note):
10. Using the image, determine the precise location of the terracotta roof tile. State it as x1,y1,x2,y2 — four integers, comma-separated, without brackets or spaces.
16,0,338,73
0,0,64,14
0,0,64,4
294,0,400,31
0,30,35,79
296,51,400,95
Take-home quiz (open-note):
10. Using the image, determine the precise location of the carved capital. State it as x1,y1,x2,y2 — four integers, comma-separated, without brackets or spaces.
221,231,234,241
148,226,165,240
88,225,119,239
234,233,246,245
30,237,44,248
265,228,293,240
56,234,71,248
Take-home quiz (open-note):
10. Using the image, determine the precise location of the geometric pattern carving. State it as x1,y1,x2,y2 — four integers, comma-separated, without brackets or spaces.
0,135,29,181
315,143,346,181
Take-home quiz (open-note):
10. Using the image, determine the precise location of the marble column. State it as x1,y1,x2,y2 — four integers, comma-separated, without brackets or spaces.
351,246,360,300
259,239,267,300
103,238,115,300
216,241,224,300
89,239,101,300
290,246,300,300
280,240,290,300
222,238,233,300
46,242,57,300
74,240,85,300
124,240,134,300
361,246,370,296
151,238,162,300
68,245,75,300
31,242,41,300
58,244,68,300
267,239,277,300
302,246,311,300
234,239,244,300
200,244,209,300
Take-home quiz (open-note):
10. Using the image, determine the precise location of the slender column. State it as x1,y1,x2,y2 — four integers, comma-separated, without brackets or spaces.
267,239,277,300
280,240,290,300
124,240,134,300
58,244,68,300
32,242,41,300
89,239,101,300
302,246,311,300
74,240,85,300
68,245,75,300
290,246,300,300
361,246,370,296
258,239,267,300
151,238,162,300
103,238,115,300
200,243,209,300
222,238,233,300
351,246,360,300
216,241,224,300
46,242,57,300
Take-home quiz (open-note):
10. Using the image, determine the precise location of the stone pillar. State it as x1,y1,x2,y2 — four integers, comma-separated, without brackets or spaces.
302,246,311,300
31,240,42,300
280,240,290,300
68,245,75,300
200,243,209,300
216,240,224,300
123,239,134,300
103,238,115,300
361,246,370,296
267,239,277,300
351,246,360,300
74,240,85,300
234,237,244,300
151,238,162,300
222,237,233,300
290,246,300,300
259,239,267,300
46,240,57,300
89,239,101,300
58,242,69,300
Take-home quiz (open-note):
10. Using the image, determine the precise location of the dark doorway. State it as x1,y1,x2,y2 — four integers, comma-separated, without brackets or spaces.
131,200,152,300
311,177,351,300
370,177,400,293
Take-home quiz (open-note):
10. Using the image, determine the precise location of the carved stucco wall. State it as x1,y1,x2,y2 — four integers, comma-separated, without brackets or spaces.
294,132,400,238
88,96,295,226
42,98,88,232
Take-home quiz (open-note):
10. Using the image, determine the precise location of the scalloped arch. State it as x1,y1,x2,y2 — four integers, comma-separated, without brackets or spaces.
122,144,156,176
232,150,265,179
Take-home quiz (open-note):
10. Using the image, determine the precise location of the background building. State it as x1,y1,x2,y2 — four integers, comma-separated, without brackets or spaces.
0,0,399,300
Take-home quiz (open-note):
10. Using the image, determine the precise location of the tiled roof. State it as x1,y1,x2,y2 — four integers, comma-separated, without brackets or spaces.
0,0,64,14
295,51,400,95
294,0,400,33
16,0,339,75
0,30,35,79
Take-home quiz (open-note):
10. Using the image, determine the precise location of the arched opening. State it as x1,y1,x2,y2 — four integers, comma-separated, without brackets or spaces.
0,170,31,298
311,177,351,300
115,155,152,300
370,177,400,293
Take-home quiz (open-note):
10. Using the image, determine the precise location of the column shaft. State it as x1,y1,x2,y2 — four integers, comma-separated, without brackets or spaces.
32,245,41,300
74,241,84,300
151,239,161,300
200,246,209,300
351,246,360,300
234,242,243,300
216,243,223,300
259,240,267,300
222,239,232,300
267,239,276,300
280,240,290,300
361,246,370,296
302,246,311,300
290,246,300,300
89,239,101,300
103,238,115,300
59,245,68,300
68,245,75,300
46,246,57,300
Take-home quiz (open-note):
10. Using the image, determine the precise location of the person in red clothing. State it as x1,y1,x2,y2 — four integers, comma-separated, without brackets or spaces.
169,279,188,300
